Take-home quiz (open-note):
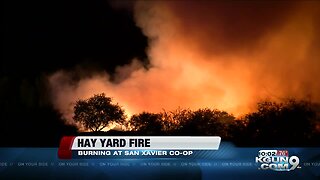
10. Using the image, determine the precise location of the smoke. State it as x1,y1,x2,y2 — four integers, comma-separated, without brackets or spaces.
49,1,320,125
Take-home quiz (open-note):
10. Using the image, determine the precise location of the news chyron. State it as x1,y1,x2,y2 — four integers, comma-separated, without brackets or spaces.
58,136,221,159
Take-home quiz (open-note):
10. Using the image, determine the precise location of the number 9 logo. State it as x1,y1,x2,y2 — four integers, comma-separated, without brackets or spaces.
289,156,299,170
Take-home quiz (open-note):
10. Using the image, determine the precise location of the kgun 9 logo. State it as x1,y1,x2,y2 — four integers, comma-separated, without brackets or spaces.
255,150,300,171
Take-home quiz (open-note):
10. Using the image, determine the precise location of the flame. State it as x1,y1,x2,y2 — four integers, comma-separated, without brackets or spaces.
49,1,320,125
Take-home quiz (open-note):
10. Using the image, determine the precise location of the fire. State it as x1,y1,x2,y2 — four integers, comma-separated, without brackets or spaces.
49,1,320,124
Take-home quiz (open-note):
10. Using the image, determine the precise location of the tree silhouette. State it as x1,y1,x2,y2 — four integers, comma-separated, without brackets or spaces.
129,112,163,135
73,94,320,146
238,100,320,146
160,108,193,134
177,108,236,138
73,93,126,132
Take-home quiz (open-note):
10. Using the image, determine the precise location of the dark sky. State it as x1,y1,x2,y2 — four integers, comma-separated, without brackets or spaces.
1,0,148,146
2,0,320,146
2,0,148,75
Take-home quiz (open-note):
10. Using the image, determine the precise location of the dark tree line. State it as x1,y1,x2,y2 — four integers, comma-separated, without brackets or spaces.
74,94,320,147
236,100,320,146
128,108,245,141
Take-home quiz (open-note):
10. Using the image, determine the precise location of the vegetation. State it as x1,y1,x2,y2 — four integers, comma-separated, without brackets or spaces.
73,93,126,132
237,100,320,146
74,94,320,146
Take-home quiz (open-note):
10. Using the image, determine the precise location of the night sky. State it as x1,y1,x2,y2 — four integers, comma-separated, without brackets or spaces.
2,0,148,146
2,0,320,146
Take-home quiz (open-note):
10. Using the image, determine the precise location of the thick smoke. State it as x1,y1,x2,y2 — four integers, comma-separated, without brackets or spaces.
49,1,320,125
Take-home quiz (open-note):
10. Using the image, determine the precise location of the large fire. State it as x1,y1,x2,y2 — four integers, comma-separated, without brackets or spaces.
49,1,320,124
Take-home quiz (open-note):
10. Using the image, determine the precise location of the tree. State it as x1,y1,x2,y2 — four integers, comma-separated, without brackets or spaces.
239,100,320,146
73,93,126,132
177,108,236,138
129,112,163,135
160,108,193,134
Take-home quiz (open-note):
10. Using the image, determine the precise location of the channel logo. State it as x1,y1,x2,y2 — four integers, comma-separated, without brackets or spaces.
255,150,300,171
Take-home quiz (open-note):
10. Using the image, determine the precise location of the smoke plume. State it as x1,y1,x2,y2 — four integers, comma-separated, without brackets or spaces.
49,1,320,124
